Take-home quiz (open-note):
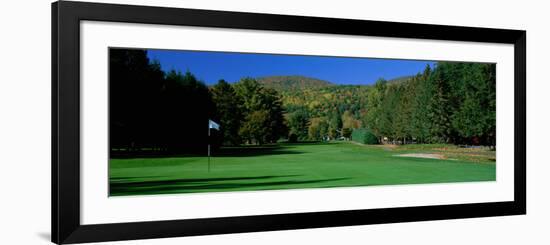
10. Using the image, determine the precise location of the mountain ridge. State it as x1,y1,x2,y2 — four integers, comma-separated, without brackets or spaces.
387,75,415,84
256,74,416,92
257,75,334,91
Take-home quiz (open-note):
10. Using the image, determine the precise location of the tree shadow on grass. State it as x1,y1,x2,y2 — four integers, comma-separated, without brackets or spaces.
281,141,331,146
111,144,306,159
215,145,304,157
110,175,350,196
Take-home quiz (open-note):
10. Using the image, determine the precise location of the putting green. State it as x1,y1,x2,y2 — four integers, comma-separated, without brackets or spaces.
109,142,495,196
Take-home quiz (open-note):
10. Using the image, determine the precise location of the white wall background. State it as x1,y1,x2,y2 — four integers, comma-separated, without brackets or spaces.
0,0,547,244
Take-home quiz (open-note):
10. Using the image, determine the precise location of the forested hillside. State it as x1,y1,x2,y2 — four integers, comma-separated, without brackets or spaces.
257,76,370,141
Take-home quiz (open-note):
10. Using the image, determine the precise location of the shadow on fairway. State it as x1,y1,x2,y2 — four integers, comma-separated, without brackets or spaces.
111,144,307,159
215,145,305,157
281,141,331,146
110,175,350,196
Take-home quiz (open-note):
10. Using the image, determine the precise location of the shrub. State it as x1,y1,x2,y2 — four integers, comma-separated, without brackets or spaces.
352,128,378,144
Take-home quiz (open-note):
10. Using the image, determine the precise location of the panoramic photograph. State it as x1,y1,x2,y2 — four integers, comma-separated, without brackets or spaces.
109,48,496,197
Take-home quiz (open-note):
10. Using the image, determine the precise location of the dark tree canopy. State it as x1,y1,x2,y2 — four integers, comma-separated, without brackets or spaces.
110,49,213,155
210,80,243,146
110,49,165,151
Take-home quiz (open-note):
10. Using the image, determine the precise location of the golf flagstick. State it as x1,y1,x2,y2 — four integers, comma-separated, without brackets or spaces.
208,125,210,172
207,119,220,172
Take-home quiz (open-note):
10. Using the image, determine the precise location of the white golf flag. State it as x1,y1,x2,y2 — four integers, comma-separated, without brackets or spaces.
208,119,220,130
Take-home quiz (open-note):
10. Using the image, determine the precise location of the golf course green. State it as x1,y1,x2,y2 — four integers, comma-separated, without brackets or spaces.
109,142,495,196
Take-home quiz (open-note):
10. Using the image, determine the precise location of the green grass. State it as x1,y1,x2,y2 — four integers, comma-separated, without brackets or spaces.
109,141,496,196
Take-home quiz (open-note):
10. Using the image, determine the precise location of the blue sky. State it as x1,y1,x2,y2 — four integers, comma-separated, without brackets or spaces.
147,49,435,85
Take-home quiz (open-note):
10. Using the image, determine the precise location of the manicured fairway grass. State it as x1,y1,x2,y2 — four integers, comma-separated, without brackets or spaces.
109,142,495,196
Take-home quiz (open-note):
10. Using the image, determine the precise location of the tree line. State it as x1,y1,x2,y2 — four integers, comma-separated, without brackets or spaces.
110,49,287,155
272,63,496,146
110,49,496,156
110,49,215,154
364,63,496,146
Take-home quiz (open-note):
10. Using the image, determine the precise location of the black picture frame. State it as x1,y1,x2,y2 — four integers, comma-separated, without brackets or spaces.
52,1,526,244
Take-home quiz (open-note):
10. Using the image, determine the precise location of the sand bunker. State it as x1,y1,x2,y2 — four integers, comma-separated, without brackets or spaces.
395,153,446,159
